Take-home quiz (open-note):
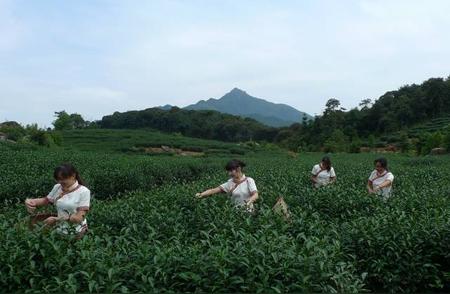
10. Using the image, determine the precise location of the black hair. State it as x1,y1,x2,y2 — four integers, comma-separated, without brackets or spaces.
321,156,332,172
225,159,246,171
374,157,388,170
53,163,85,186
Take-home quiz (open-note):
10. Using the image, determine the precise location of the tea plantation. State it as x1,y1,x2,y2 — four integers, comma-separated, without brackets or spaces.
0,142,449,292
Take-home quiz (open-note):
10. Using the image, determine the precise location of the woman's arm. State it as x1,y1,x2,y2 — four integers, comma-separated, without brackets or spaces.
43,211,88,226
60,211,88,224
311,175,318,184
25,197,50,213
196,187,223,198
367,180,374,193
330,176,336,183
373,180,392,191
246,192,259,204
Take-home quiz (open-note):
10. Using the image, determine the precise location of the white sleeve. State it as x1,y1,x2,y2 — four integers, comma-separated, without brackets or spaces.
220,180,233,193
77,189,91,211
311,165,319,175
386,172,394,182
330,168,336,178
247,178,258,194
368,170,376,182
46,184,61,204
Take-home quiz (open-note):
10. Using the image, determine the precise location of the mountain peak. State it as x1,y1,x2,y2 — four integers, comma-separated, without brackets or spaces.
229,87,247,95
222,88,251,101
184,89,313,127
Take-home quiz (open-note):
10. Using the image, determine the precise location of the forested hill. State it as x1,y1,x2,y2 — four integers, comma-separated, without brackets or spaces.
355,77,450,134
303,76,450,136
276,76,450,152
100,108,278,142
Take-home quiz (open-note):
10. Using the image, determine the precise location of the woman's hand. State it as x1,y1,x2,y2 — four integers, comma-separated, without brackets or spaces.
195,187,222,199
43,216,59,226
244,200,255,213
25,198,37,214
25,197,49,213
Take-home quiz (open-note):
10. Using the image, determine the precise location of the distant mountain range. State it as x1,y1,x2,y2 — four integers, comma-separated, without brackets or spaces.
160,88,312,127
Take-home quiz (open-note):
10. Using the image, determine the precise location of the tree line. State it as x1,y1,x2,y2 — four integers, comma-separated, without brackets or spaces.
275,76,450,154
99,107,279,142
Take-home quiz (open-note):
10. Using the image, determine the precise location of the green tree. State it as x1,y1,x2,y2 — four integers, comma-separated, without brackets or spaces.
69,113,87,129
302,115,308,125
398,131,411,153
359,98,372,110
349,137,362,153
324,98,341,115
367,135,376,149
443,127,450,151
0,123,26,141
323,129,348,152
53,111,72,130
50,131,63,146
421,132,444,155
53,111,87,130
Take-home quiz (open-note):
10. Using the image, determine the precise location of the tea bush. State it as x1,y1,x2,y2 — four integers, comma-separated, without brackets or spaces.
0,185,365,293
0,144,222,202
0,146,449,292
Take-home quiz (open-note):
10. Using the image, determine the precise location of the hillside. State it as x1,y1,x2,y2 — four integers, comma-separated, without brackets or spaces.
406,115,450,136
273,76,450,152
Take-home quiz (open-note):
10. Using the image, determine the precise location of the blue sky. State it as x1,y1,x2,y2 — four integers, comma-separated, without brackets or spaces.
1,0,450,127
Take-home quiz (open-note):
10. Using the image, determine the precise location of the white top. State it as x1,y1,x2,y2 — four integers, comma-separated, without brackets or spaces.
220,175,258,207
369,170,394,198
46,181,90,234
311,163,336,188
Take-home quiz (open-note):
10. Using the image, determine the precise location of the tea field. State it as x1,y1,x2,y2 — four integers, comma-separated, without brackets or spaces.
0,142,449,292
59,129,253,155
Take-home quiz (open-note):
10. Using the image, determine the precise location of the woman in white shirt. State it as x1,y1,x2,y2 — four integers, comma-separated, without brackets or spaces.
196,159,259,212
25,163,91,238
311,156,336,188
367,157,394,200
